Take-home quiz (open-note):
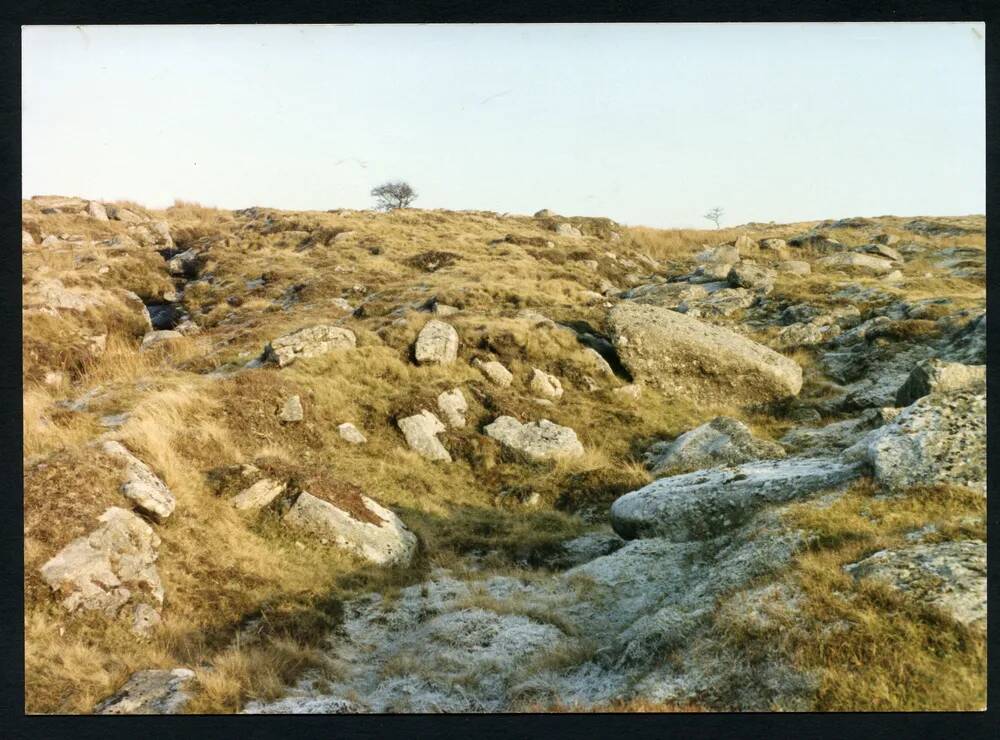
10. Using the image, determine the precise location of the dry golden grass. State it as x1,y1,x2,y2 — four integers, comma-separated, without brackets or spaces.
22,201,986,713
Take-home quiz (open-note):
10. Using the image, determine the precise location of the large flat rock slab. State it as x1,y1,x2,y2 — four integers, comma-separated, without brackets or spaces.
607,303,802,405
610,457,862,541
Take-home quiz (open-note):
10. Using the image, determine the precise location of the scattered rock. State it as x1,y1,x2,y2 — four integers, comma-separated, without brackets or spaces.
845,540,985,628
230,478,288,511
644,417,786,476
280,395,304,422
166,248,203,278
22,230,35,248
131,602,162,637
86,200,109,221
140,330,183,351
40,507,163,616
473,358,514,387
529,368,564,400
759,238,787,251
554,223,583,238
283,492,418,566
397,410,452,462
264,325,357,367
727,263,775,293
338,422,367,445
534,209,555,218
861,243,902,262
613,383,642,400
414,320,459,365
483,416,584,461
874,233,900,245
607,303,802,404
437,388,468,428
611,458,862,541
695,245,740,264
776,260,811,275
101,441,177,522
94,668,196,714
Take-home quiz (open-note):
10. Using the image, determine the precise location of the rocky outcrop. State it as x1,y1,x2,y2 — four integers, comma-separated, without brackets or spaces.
607,303,802,404
101,441,176,522
849,390,986,495
414,320,459,365
644,417,785,476
40,507,163,617
484,416,584,461
397,410,452,462
845,540,986,628
610,458,862,541
94,668,196,714
282,492,417,566
894,359,985,407
263,325,357,367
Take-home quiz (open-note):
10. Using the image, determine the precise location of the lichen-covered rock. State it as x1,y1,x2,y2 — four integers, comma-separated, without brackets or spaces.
727,263,775,293
40,507,163,616
473,358,513,387
607,303,802,404
852,390,985,494
414,319,459,365
264,324,357,367
282,491,417,566
894,359,985,407
338,422,367,445
695,245,740,264
529,368,564,399
230,478,287,511
484,416,584,461
86,200,109,221
397,410,452,462
645,417,786,476
776,322,842,349
280,395,304,422
436,388,468,428
816,252,894,275
623,281,708,309
94,668,196,714
845,540,986,628
554,223,583,238
610,457,862,541
101,441,176,522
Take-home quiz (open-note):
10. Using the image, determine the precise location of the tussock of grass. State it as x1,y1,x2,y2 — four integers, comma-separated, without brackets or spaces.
765,480,985,711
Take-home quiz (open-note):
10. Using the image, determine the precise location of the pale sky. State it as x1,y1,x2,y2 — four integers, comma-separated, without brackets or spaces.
22,23,985,228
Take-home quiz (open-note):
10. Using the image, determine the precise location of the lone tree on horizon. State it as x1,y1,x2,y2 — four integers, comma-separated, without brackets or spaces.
371,181,418,211
704,206,724,229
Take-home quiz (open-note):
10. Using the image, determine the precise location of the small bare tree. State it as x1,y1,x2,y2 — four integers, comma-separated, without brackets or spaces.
371,181,418,211
704,206,724,229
